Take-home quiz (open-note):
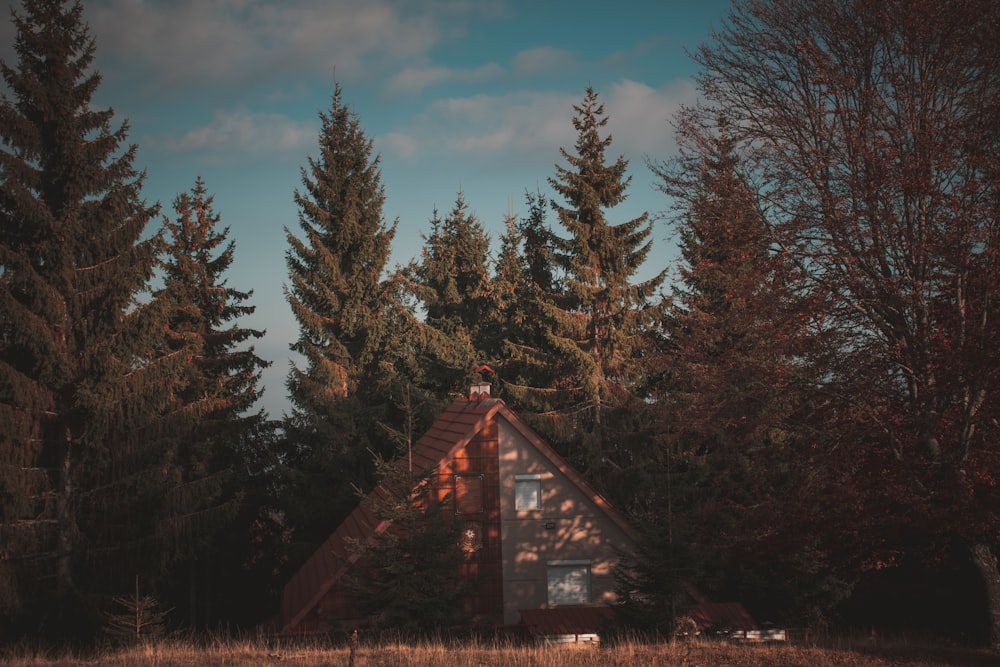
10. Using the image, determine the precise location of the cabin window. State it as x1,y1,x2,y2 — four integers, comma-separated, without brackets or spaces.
454,474,484,514
547,560,591,605
514,474,542,510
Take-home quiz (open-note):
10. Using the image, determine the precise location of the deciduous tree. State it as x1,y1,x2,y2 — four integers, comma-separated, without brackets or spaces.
693,0,1000,645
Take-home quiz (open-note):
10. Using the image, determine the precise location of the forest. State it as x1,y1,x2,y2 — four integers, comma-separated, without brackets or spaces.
0,0,998,651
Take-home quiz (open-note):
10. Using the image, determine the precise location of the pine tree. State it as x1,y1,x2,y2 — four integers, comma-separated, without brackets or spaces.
0,0,190,636
412,192,491,331
539,87,666,498
650,115,848,626
404,190,493,396
283,83,417,557
103,576,172,644
482,208,522,365
493,191,565,412
161,177,269,451
157,176,273,628
342,450,468,636
655,122,804,471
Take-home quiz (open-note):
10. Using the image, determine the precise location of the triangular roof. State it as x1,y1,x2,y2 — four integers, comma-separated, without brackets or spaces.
279,395,637,632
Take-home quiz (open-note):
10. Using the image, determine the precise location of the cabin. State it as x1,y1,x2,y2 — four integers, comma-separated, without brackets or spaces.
277,382,639,635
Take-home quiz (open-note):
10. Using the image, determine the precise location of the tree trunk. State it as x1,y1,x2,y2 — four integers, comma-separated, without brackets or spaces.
970,543,1000,651
55,425,74,595
189,559,198,629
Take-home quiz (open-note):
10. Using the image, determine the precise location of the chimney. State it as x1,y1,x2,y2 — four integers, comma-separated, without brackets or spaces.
468,364,494,401
469,381,491,401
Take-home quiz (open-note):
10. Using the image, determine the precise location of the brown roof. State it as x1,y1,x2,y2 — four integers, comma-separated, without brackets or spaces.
279,395,638,632
519,606,614,637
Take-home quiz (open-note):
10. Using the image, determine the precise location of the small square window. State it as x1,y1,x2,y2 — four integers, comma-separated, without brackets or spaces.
514,474,541,511
547,560,591,605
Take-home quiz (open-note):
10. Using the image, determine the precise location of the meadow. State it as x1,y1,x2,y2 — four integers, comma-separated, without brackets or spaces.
2,636,996,667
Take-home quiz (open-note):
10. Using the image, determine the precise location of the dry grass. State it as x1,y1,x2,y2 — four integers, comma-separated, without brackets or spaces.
1,636,995,667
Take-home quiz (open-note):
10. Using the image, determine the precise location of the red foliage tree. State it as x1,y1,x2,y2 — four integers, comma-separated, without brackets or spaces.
691,0,1000,646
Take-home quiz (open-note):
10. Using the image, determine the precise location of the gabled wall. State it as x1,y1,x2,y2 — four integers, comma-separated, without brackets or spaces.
428,412,504,623
277,397,637,633
496,415,634,624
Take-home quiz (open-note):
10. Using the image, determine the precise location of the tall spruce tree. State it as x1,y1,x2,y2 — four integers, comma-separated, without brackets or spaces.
482,208,522,366
538,87,666,500
0,0,193,636
404,190,493,396
654,121,806,488
283,84,414,557
641,117,848,626
494,191,565,412
157,176,273,628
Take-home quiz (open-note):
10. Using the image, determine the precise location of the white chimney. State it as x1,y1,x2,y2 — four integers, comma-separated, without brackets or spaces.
469,381,491,401
468,364,494,401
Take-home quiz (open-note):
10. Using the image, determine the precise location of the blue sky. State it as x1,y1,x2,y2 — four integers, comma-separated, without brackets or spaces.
1,0,733,418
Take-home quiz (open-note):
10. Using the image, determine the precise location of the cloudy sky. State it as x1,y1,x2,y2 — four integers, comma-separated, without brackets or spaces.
1,0,733,417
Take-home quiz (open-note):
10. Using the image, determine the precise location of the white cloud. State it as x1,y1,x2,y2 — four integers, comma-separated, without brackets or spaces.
378,131,418,159
86,0,462,91
510,46,577,77
164,108,315,157
379,79,698,164
604,78,700,157
385,62,503,96
382,90,575,162
450,127,517,153
382,46,575,97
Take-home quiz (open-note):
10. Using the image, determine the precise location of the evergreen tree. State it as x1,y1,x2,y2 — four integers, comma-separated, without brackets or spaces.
649,114,849,626
482,208,522,365
655,122,804,482
0,0,190,637
103,576,171,644
283,84,418,559
412,192,491,332
493,191,565,412
156,176,273,628
343,449,468,636
538,87,666,500
404,190,493,396
612,486,700,636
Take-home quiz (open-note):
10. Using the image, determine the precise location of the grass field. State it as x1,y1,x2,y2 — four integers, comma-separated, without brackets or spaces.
2,636,996,667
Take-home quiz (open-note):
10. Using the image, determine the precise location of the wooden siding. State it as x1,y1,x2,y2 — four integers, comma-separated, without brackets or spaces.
496,414,638,624
448,416,502,620
279,397,502,633
277,395,638,634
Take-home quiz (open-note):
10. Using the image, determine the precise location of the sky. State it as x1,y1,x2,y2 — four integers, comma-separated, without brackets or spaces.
1,0,734,418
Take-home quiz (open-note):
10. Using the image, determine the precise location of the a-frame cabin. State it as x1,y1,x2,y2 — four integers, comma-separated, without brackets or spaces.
278,383,638,635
